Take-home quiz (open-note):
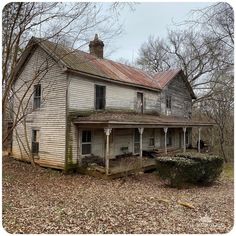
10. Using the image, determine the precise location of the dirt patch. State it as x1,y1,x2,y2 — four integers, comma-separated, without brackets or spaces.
2,156,234,233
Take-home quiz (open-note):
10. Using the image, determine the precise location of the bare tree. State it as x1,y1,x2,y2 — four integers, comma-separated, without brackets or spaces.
136,2,234,161
137,3,233,100
193,73,234,162
2,2,133,162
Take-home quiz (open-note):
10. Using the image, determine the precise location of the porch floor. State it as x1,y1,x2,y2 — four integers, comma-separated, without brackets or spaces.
84,156,156,179
109,156,156,175
83,148,207,179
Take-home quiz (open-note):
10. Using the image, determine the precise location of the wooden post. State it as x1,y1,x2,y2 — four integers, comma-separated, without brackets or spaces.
104,128,112,175
164,127,168,154
198,127,201,153
77,128,81,166
138,128,144,166
138,128,144,158
183,127,186,153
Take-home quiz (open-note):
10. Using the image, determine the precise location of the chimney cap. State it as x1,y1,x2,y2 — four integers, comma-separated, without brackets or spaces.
89,34,104,47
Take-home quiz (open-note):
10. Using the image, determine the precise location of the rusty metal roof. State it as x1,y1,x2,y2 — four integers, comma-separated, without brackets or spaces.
36,38,163,90
15,37,195,97
153,70,182,88
73,111,214,127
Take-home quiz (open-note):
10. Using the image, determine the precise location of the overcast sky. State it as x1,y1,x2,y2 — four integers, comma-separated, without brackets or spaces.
105,2,213,63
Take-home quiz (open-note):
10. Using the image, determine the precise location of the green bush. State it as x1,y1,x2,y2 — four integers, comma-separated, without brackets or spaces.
156,153,224,187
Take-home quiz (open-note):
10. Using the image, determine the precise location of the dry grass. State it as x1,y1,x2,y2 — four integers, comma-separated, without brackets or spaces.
2,156,234,234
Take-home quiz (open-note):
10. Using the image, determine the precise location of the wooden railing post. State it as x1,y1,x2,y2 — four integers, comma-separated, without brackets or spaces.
77,128,81,166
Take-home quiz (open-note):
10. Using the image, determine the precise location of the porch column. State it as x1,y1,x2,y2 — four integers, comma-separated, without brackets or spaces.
198,127,201,153
138,127,144,168
138,127,144,158
183,127,186,153
163,127,168,154
104,128,112,175
77,128,81,166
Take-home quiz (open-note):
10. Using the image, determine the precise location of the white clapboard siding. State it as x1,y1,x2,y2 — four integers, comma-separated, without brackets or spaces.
12,47,67,169
68,74,161,112
161,76,192,117
91,129,105,157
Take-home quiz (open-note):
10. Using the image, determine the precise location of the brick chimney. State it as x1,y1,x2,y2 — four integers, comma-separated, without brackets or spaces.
89,34,104,58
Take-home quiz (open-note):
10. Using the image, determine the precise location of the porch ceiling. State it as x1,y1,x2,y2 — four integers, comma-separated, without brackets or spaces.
72,112,215,129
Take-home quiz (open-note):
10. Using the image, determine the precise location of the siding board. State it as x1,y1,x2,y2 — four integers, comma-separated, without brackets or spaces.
12,47,67,169
68,74,161,113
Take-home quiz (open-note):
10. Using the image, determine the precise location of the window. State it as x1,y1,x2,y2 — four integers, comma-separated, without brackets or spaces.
166,95,171,109
33,84,41,109
95,85,106,110
184,101,192,118
149,129,155,146
137,92,144,113
32,130,39,155
82,130,92,155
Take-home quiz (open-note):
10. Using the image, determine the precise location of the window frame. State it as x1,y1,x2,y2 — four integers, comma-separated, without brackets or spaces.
33,84,41,109
184,100,192,118
137,92,144,113
148,129,155,147
81,130,92,155
166,94,172,109
95,84,106,110
32,129,39,155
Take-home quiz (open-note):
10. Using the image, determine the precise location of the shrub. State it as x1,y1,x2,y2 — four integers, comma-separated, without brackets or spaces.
156,153,224,187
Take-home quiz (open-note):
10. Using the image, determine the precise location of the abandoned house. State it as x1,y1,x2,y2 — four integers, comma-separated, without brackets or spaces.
11,35,214,177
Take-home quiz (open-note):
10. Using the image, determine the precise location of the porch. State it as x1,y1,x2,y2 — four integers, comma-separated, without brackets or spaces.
72,112,215,177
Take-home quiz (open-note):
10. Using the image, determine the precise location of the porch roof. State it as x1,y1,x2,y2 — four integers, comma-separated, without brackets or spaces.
72,112,215,128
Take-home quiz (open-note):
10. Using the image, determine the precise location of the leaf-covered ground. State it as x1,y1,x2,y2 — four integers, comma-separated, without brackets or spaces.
2,156,234,234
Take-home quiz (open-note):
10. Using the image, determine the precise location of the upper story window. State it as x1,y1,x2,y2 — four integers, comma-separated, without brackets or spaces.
137,92,144,113
33,84,41,109
166,95,171,109
184,101,192,118
32,129,39,155
95,85,106,110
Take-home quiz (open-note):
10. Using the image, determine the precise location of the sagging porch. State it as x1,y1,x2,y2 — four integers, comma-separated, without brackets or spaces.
72,112,215,177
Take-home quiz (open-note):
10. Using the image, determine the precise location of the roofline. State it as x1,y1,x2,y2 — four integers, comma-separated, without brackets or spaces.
160,69,196,99
73,120,215,127
13,37,68,82
66,68,162,92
